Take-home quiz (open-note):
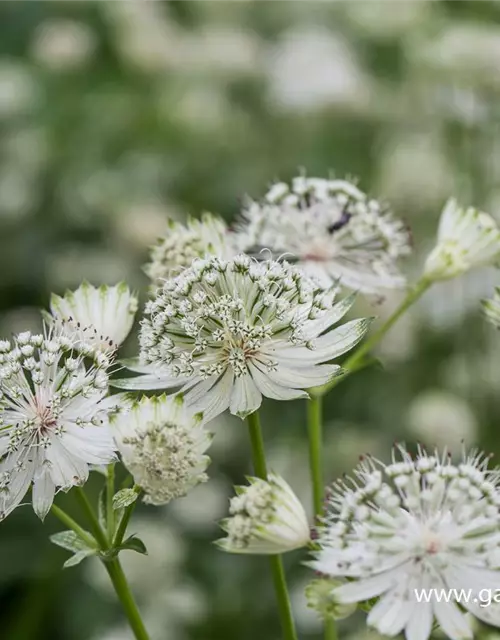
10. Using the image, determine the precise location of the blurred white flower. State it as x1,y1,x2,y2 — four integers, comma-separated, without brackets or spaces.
217,474,310,554
266,27,370,112
424,198,500,281
406,389,478,453
235,176,411,293
114,255,369,420
312,445,500,639
170,477,229,531
31,20,96,71
0,165,37,220
483,286,500,329
0,60,39,117
112,394,211,505
144,214,235,284
0,330,116,520
343,0,430,40
49,282,138,358
412,23,500,88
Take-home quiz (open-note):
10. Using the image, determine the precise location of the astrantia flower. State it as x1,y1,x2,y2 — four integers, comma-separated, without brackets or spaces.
49,281,138,358
144,213,235,284
217,474,310,554
234,176,411,293
482,287,500,329
311,445,500,640
111,394,211,505
0,330,116,521
424,198,500,281
113,255,370,420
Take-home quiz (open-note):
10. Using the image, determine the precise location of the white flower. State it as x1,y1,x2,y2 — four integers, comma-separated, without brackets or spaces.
144,213,235,284
424,199,500,281
111,394,211,505
483,286,500,329
0,330,116,521
49,281,138,358
234,176,411,294
311,445,500,640
113,255,370,420
217,474,310,554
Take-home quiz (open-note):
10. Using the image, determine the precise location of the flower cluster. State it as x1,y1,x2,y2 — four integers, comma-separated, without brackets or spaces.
234,176,411,293
111,394,211,505
114,254,370,419
144,213,235,284
49,281,138,361
311,445,500,639
217,474,310,554
424,198,500,281
0,330,116,520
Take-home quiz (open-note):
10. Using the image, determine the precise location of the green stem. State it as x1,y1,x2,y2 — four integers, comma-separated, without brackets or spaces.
73,487,150,640
325,619,338,640
313,278,432,397
307,395,324,515
107,464,115,541
74,486,109,549
105,559,150,640
51,504,97,549
113,487,140,548
246,411,298,640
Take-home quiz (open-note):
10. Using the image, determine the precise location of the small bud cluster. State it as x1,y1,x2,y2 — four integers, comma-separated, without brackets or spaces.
305,578,357,621
234,176,411,292
218,474,310,554
112,395,211,506
144,213,235,283
483,286,500,329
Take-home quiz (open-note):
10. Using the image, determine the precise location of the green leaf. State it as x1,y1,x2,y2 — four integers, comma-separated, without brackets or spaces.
113,488,138,511
118,535,148,556
50,530,96,553
63,549,96,569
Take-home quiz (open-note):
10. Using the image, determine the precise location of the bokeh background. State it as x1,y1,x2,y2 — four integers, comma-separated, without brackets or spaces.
1,1,500,639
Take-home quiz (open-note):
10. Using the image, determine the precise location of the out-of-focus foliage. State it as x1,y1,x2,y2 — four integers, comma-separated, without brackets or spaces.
1,1,500,639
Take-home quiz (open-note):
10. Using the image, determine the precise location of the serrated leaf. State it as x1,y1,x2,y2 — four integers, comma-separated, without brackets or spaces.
113,488,138,510
118,535,148,555
50,530,96,553
63,549,96,568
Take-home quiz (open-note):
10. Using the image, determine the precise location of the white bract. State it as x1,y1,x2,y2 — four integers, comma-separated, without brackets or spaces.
483,287,500,329
144,213,235,284
0,331,116,521
217,473,310,554
49,281,138,358
424,199,500,281
311,445,500,640
111,394,211,505
234,176,411,293
113,255,370,420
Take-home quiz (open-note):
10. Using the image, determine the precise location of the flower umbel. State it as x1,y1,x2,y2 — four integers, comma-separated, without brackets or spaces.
111,394,211,505
0,330,116,520
311,445,500,640
113,255,370,420
234,176,411,293
144,213,235,284
424,198,500,281
49,281,138,358
217,474,310,554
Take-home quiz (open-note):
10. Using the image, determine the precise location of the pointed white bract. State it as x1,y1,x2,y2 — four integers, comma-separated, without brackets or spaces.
0,330,117,521
311,445,500,640
482,287,500,329
424,198,500,281
113,254,370,420
217,474,310,554
49,281,138,359
111,394,211,505
144,213,236,284
234,176,411,293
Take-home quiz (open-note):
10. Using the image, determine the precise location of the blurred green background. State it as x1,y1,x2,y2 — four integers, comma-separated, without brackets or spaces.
1,1,500,639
